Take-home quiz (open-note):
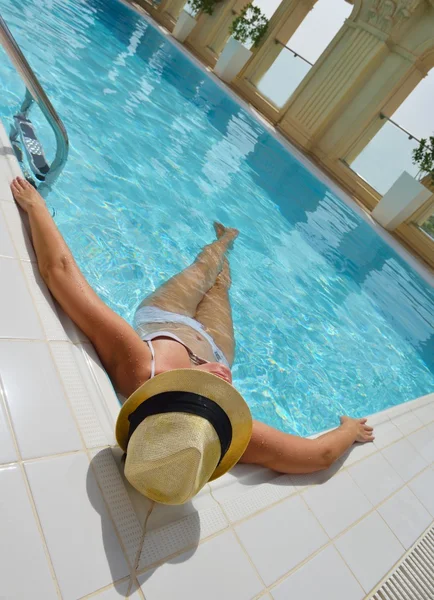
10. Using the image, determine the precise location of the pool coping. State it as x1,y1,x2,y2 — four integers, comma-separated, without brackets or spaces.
0,33,434,600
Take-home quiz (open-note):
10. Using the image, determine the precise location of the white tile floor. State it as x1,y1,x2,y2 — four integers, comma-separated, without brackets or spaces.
334,512,405,593
271,545,365,600
302,470,372,538
236,494,329,586
0,464,59,599
0,105,434,600
377,486,432,550
26,453,130,600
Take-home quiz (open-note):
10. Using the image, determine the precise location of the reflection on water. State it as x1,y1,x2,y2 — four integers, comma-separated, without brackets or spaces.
0,0,433,435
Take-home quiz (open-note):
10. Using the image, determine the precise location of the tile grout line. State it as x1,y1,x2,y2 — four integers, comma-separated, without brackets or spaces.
0,337,56,342
0,445,114,468
189,436,434,562
0,198,59,345
68,342,120,440
127,500,155,595
133,577,147,600
362,520,434,599
45,341,101,450
210,458,433,595
134,522,234,577
0,154,69,347
207,408,434,530
208,482,269,592
19,264,72,342
268,492,341,593
0,372,63,600
332,514,434,599
78,343,118,433
215,464,366,529
331,464,434,593
220,481,302,526
38,332,139,579
261,487,419,597
0,193,39,268
78,575,130,599
214,417,434,529
40,338,141,590
131,576,147,600
265,540,337,595
332,515,405,594
263,493,334,587
86,446,140,582
143,452,434,579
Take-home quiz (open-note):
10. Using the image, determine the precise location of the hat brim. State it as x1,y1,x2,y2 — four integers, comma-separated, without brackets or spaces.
116,369,252,480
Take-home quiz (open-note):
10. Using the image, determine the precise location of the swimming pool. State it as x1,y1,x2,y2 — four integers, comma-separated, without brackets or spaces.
0,0,433,436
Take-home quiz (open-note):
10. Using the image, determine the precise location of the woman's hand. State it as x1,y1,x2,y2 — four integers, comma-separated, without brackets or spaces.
11,177,46,213
340,416,374,443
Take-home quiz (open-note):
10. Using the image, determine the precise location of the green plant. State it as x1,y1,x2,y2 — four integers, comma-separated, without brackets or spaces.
188,0,221,16
229,3,268,48
412,136,434,184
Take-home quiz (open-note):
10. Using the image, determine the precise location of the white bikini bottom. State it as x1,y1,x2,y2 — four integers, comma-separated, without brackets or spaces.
133,306,230,369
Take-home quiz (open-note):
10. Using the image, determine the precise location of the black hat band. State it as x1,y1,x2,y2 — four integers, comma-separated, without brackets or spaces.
127,391,233,465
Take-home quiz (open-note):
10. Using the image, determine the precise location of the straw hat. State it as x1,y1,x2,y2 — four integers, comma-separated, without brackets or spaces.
116,369,252,505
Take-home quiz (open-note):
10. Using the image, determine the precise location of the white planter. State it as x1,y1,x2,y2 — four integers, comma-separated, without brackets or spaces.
172,10,197,43
214,37,252,83
372,171,433,231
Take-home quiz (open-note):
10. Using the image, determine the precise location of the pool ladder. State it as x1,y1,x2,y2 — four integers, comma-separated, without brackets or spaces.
0,14,68,196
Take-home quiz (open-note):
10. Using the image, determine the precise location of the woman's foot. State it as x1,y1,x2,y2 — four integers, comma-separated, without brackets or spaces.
10,177,45,213
213,222,239,247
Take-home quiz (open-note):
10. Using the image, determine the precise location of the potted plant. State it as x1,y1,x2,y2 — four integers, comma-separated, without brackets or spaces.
413,135,434,192
214,3,268,83
372,134,434,230
173,0,221,43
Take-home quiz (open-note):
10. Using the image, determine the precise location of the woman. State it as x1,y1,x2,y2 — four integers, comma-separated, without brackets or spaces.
11,177,374,504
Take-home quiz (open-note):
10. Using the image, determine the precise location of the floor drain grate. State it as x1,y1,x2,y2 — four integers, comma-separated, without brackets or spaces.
369,524,434,599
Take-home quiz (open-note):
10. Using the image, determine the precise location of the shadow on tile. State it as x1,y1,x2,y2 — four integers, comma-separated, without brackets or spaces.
221,456,344,490
340,441,377,467
290,457,344,488
109,447,211,536
88,448,204,586
138,524,201,585
86,459,138,598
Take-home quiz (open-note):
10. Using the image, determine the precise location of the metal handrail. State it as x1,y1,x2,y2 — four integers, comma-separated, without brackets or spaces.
275,39,314,67
380,113,421,144
0,14,68,195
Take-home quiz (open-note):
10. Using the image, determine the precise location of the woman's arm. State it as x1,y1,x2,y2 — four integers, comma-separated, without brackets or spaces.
11,177,150,397
241,416,374,474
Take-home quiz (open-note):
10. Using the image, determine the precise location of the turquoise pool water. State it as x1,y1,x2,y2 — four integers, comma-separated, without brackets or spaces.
0,0,433,436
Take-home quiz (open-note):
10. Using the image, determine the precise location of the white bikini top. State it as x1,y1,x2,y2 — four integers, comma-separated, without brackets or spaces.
144,332,209,379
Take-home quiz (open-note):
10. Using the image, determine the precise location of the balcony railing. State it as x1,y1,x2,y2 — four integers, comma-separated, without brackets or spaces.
348,114,421,196
255,41,313,108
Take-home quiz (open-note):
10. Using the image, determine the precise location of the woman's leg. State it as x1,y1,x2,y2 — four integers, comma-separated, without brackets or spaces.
194,226,235,365
139,226,238,318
